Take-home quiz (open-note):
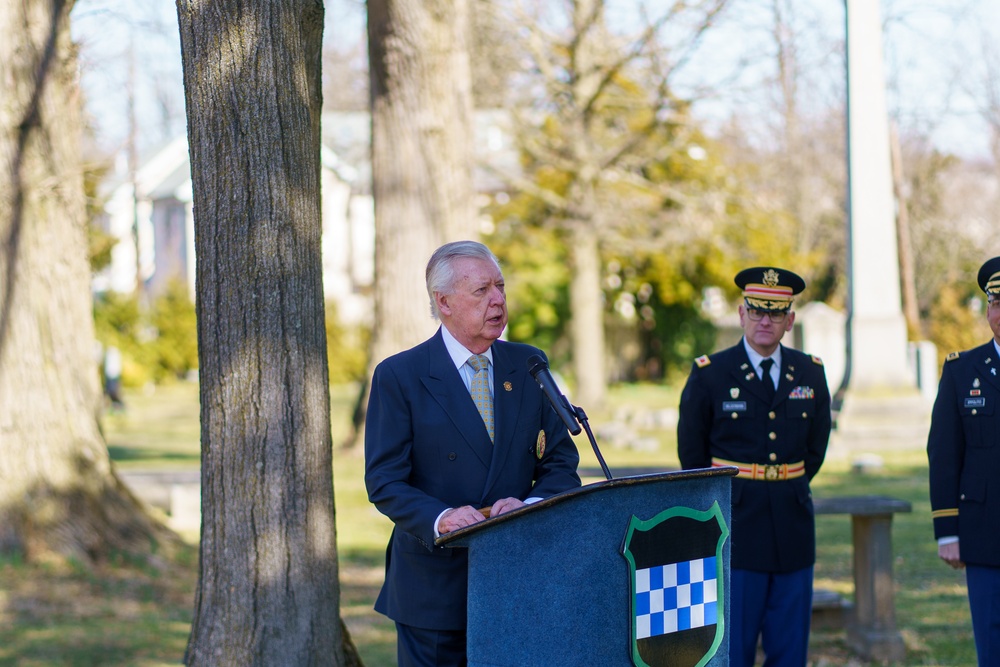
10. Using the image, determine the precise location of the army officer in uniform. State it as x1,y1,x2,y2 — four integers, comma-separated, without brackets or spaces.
677,266,831,667
928,256,1000,666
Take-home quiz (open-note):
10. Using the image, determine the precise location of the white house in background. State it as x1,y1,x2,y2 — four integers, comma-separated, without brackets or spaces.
95,110,516,328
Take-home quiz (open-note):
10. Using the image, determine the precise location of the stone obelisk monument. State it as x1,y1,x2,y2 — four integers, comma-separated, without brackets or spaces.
838,2,921,662
844,0,914,392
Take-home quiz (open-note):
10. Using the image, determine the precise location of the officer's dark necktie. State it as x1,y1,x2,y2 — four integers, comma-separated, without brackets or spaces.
468,354,494,442
760,358,776,402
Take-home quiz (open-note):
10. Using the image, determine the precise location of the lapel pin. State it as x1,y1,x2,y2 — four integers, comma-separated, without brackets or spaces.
785,373,793,381
974,378,981,388
503,381,512,392
745,372,755,381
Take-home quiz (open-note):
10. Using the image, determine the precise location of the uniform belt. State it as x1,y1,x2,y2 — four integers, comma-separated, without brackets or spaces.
711,457,805,481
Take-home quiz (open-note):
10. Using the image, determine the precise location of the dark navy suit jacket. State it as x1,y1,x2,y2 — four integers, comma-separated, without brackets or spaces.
928,341,1000,568
364,328,581,630
677,340,831,573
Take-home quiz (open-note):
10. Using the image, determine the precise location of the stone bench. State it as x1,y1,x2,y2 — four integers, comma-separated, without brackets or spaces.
118,469,201,532
813,495,912,663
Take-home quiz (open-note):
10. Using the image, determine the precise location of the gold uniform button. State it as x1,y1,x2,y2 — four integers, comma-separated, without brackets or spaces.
802,412,808,418
769,452,777,461
769,411,776,420
731,412,738,419
769,432,777,441
972,409,978,415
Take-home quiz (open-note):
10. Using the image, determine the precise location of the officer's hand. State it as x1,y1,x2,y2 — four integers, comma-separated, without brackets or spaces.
938,541,964,569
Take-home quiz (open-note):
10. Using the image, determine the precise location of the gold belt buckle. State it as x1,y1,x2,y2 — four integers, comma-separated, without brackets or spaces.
764,464,780,481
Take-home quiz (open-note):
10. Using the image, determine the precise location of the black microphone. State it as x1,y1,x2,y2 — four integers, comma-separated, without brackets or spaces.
526,354,581,435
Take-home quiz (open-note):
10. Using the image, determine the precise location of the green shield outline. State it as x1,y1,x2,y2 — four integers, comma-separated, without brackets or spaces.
621,501,729,667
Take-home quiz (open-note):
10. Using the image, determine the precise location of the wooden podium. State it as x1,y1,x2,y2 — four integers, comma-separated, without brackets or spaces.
437,467,736,667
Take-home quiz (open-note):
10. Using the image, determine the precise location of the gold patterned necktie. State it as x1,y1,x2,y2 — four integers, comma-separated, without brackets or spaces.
468,354,494,442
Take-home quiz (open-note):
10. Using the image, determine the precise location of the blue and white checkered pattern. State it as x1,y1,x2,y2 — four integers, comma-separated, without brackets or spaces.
634,557,718,639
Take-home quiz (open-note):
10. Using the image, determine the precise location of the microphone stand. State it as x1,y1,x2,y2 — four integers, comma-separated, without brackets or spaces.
570,404,613,480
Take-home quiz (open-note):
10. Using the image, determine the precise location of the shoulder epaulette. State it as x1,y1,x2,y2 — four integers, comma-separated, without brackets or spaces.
810,355,824,366
946,351,960,362
694,354,711,368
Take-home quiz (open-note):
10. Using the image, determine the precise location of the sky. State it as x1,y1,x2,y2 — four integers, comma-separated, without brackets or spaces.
69,0,999,165
70,0,366,161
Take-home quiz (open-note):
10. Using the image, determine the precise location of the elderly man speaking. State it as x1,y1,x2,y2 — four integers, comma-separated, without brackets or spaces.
364,240,581,667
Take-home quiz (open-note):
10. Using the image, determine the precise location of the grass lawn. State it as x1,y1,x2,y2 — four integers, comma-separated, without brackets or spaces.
0,380,979,666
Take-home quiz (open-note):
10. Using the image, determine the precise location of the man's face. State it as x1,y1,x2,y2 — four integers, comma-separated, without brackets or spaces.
739,304,795,357
436,256,508,353
988,296,1000,342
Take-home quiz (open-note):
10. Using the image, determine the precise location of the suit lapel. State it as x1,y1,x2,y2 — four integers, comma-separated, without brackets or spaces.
482,341,519,495
422,332,493,468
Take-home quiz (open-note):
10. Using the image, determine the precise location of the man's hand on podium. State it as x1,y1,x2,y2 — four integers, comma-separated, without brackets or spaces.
439,497,526,533
439,506,486,534
488,497,525,518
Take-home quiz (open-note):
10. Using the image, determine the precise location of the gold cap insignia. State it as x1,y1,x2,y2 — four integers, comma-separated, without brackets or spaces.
735,266,805,312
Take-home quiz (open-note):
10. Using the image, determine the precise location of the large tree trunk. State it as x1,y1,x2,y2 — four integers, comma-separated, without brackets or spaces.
889,122,921,339
568,221,607,409
345,0,476,447
177,2,352,664
564,0,608,410
0,0,175,562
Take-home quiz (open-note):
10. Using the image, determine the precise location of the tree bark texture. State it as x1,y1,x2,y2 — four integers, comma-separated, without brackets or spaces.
0,0,174,562
347,0,475,446
177,1,346,664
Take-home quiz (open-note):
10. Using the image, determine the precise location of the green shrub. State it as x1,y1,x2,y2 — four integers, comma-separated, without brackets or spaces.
93,282,198,386
325,300,370,385
94,288,370,388
93,290,156,387
148,281,199,382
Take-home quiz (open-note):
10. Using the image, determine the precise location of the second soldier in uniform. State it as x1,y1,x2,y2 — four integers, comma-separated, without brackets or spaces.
677,266,832,667
927,256,1000,666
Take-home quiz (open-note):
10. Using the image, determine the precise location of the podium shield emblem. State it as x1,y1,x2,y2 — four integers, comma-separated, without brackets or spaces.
622,502,728,667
